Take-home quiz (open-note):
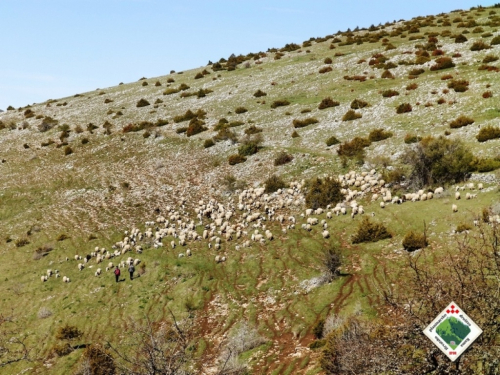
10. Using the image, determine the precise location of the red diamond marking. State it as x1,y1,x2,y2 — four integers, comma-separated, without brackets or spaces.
455,310,459,314
447,310,450,313
451,305,455,309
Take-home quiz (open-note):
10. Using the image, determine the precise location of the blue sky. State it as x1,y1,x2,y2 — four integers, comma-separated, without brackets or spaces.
0,0,496,110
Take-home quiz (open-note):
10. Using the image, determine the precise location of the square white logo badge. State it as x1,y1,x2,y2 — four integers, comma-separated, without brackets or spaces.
423,301,482,361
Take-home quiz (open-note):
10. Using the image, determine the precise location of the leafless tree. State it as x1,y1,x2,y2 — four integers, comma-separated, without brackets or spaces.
0,310,39,369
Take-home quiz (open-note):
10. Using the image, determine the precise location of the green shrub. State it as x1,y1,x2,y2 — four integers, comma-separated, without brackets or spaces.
350,99,369,109
309,339,326,349
15,238,30,248
81,138,89,144
274,151,293,166
430,57,455,71
381,70,394,79
203,139,215,148
38,116,58,132
324,57,333,64
455,34,468,43
244,125,262,135
235,106,248,114
175,127,187,134
56,325,83,341
352,217,392,244
253,89,267,97
483,54,499,63
448,79,469,92
194,72,204,79
319,97,340,109
326,136,340,146
64,146,73,156
471,40,490,51
368,128,393,142
136,98,150,107
271,100,290,108
449,115,474,128
173,109,206,123
382,89,399,98
491,35,500,45
415,55,431,64
293,117,319,128
291,130,300,138
456,223,472,233
305,177,343,209
186,118,207,137
264,175,287,193
477,126,500,142
472,158,500,172
337,137,371,157
238,142,259,156
404,134,421,144
213,128,238,143
342,110,362,121
319,66,333,74
163,88,180,95
402,136,473,186
396,103,412,114
228,154,246,165
402,231,428,251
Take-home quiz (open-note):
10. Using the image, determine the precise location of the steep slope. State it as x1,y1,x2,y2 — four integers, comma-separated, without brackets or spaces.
0,5,500,374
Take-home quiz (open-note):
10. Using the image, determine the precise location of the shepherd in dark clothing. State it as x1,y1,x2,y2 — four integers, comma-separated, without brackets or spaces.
114,266,120,282
129,264,135,280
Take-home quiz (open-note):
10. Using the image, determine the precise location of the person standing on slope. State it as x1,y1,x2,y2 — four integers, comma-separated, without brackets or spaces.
114,266,120,283
128,263,135,280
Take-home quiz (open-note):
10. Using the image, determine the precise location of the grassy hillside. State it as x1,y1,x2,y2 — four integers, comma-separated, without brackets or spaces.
1,4,500,374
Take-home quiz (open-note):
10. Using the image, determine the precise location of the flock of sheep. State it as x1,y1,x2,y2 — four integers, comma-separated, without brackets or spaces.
40,170,495,284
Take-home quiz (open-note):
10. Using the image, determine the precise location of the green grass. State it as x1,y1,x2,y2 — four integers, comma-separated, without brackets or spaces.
1,5,500,374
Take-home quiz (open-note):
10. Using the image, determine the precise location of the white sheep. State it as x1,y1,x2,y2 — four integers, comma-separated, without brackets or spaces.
78,263,84,271
46,269,52,277
452,204,458,213
41,275,48,282
380,202,385,208
478,183,483,190
186,249,192,256
322,230,330,239
455,192,461,200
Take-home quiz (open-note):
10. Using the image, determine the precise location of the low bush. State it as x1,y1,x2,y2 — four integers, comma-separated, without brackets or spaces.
430,57,455,71
343,75,367,82
477,125,500,142
342,110,362,121
271,100,290,108
155,80,161,86
291,130,300,138
326,136,340,146
381,70,395,79
136,98,150,107
186,118,207,137
352,217,392,244
238,141,260,156
415,55,431,64
471,40,491,51
253,89,267,97
173,109,206,123
350,99,369,109
409,68,425,76
244,125,262,135
483,91,493,98
235,106,248,114
324,57,333,64
368,128,393,142
319,66,333,74
274,151,293,166
406,83,418,90
203,139,215,148
175,127,187,134
265,175,286,193
305,177,343,209
337,137,371,157
15,238,30,248
318,97,339,109
79,344,116,375
382,89,399,98
194,72,204,79
402,231,427,251
449,115,474,128
491,35,500,45
163,88,180,95
64,146,73,156
396,103,412,114
441,74,453,80
456,223,473,233
213,128,238,143
293,117,319,128
471,158,500,172
447,79,469,92
141,81,148,86
38,116,58,132
228,154,246,165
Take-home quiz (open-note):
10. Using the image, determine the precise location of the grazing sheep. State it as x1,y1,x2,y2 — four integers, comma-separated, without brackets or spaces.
322,230,330,239
41,275,48,282
46,269,52,277
455,192,461,200
380,202,385,208
74,255,80,261
452,204,458,213
108,262,114,269
265,230,273,240
78,263,84,271
478,183,483,190
434,187,444,195
178,253,185,258
186,249,192,256
326,212,332,219
215,255,221,263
